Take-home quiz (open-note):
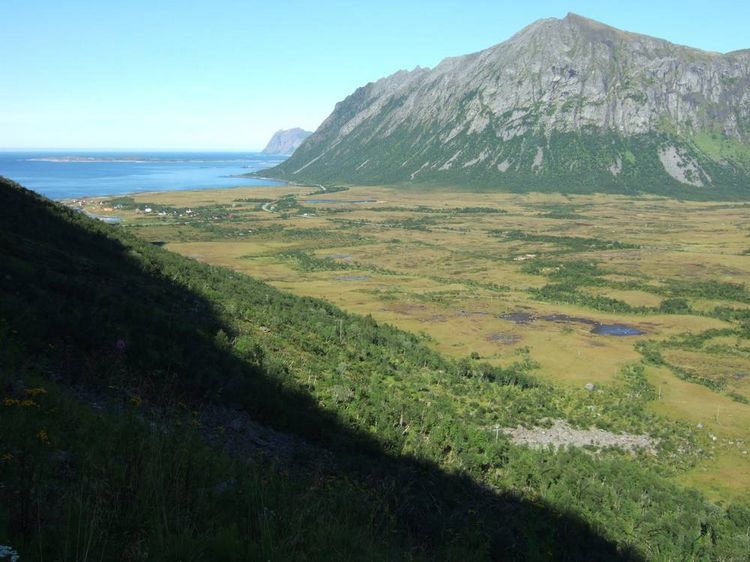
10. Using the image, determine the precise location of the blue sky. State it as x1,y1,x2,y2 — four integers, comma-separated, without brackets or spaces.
2,0,748,150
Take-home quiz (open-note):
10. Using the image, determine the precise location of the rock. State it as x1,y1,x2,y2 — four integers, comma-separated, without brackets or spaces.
501,418,658,454
0,545,20,562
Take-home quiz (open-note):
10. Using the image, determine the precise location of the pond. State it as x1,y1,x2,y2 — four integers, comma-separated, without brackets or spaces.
501,311,645,336
500,312,535,324
591,324,645,336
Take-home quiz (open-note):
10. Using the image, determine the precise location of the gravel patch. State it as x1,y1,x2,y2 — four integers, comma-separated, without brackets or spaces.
503,419,658,454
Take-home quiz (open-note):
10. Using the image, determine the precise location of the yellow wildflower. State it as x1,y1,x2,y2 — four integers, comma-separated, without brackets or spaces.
3,398,38,407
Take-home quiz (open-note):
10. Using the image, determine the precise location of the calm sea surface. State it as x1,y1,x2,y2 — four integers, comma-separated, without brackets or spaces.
0,151,286,200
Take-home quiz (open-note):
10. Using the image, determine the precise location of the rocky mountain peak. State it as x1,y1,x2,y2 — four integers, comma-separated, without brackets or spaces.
264,15,750,197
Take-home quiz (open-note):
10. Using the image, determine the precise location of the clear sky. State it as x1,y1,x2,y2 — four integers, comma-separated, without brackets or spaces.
2,0,748,151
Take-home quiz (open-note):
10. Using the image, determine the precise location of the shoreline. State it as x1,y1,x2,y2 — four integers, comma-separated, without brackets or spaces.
1,150,288,202
55,178,289,202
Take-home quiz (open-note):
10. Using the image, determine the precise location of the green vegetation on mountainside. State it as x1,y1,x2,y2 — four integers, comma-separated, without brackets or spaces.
264,128,750,200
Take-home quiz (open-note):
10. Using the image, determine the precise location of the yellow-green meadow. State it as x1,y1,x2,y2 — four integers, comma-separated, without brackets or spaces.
75,182,750,501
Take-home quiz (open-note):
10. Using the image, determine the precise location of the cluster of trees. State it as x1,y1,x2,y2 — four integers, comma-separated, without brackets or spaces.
636,327,750,403
521,257,750,323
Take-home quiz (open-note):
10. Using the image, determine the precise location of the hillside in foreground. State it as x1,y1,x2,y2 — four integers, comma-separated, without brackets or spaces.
263,14,750,199
2,175,750,560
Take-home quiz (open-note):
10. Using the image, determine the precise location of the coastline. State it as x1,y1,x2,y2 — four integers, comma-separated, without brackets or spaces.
0,150,288,201
57,178,290,202
59,179,331,225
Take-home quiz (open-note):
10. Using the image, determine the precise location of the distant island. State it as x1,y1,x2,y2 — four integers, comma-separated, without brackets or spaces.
28,156,157,163
261,127,312,156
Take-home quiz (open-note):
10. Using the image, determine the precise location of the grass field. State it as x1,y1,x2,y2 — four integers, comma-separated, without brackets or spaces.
70,182,750,502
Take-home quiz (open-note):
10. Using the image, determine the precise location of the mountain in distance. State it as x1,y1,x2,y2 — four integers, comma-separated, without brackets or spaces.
261,127,313,156
263,13,750,197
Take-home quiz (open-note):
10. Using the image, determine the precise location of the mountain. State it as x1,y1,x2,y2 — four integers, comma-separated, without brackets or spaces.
263,13,750,197
261,127,313,155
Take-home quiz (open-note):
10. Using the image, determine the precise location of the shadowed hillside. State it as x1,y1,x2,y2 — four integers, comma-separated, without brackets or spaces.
1,176,748,560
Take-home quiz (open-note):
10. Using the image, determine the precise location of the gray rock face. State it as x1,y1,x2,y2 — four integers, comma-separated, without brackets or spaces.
261,128,313,156
267,13,750,196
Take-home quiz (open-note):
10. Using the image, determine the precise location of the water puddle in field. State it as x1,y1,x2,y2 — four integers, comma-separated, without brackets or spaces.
540,313,596,325
500,312,535,324
501,311,645,336
83,211,122,224
591,324,645,336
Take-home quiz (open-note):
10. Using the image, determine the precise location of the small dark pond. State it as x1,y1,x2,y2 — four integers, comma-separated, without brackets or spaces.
84,211,121,224
540,313,596,325
501,311,645,336
590,324,645,336
500,312,535,324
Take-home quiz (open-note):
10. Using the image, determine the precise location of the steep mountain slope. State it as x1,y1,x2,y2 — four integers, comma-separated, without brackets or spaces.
264,13,750,197
2,176,750,559
0,176,622,560
261,127,313,155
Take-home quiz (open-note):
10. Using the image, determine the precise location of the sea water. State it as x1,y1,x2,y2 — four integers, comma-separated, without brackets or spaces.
0,151,286,200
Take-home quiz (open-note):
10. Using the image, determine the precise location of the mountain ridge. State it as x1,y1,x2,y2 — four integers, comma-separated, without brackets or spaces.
261,127,313,155
263,14,750,197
